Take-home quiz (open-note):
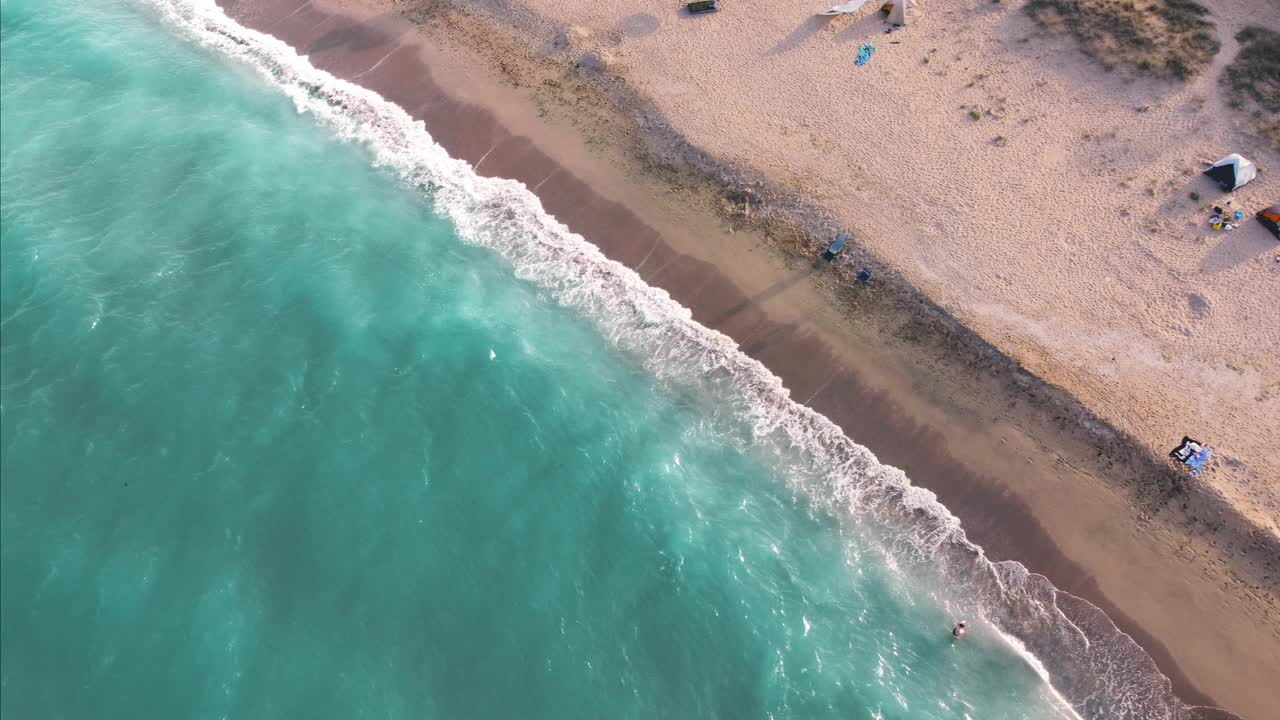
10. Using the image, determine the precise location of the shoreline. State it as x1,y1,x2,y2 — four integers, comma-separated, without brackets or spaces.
215,1,1276,717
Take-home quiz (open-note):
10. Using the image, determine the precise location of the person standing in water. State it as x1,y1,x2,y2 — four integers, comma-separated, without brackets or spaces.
952,621,967,639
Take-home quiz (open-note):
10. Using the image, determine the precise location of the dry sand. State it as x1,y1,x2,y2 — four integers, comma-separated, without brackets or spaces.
219,0,1279,716
477,0,1280,536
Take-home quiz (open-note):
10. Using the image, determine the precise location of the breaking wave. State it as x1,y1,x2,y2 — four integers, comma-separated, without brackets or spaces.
145,2,1225,718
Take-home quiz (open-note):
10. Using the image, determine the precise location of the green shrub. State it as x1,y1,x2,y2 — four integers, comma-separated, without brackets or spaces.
1025,0,1219,79
1221,26,1280,147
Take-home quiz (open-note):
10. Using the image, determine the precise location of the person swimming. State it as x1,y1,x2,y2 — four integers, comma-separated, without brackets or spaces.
952,621,967,638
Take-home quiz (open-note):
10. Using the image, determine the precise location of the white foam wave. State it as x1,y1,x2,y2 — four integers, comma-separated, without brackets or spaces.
993,626,1086,720
145,2,1210,718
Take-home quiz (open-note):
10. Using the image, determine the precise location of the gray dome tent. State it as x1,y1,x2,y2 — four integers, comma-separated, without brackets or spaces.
1203,154,1257,191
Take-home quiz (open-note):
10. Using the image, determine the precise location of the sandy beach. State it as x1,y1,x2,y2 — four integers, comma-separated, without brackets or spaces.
218,0,1277,716
488,0,1280,532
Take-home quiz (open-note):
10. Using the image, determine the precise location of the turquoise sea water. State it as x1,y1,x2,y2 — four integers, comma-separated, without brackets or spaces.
2,2,1105,718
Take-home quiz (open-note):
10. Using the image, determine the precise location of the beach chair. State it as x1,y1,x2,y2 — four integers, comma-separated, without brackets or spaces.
822,233,848,261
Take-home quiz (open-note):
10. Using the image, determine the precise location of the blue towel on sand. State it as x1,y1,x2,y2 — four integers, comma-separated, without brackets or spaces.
855,43,875,66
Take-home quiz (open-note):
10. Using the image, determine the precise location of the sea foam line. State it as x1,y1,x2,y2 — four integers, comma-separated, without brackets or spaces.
145,2,1205,717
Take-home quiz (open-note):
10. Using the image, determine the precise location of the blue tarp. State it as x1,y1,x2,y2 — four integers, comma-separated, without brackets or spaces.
855,44,875,66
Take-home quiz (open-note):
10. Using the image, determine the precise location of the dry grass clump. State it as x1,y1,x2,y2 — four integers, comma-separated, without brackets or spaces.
1026,0,1220,79
1222,26,1280,147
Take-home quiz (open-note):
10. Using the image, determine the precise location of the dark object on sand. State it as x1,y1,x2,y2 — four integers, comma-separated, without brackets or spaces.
856,269,872,284
686,1,719,14
822,233,848,261
1258,204,1280,239
1169,436,1211,476
1169,436,1203,463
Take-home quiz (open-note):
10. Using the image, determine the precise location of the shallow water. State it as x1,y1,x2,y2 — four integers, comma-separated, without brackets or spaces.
1,1,1087,718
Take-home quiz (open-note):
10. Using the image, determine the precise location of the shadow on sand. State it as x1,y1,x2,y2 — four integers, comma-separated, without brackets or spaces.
710,262,825,325
767,15,831,55
767,11,894,57
307,13,409,55
1199,222,1277,273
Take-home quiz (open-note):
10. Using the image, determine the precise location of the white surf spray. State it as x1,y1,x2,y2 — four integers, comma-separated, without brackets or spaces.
143,2,1219,718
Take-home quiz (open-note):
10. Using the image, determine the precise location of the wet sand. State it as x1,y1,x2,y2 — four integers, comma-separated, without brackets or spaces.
217,1,1275,717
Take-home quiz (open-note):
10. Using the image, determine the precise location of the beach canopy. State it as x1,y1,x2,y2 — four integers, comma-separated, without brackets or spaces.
820,0,869,15
885,0,916,25
1203,154,1257,191
1258,204,1280,239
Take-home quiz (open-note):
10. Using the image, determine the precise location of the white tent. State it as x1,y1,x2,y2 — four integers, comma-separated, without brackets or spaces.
819,0,870,15
1203,154,1258,191
887,0,917,25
